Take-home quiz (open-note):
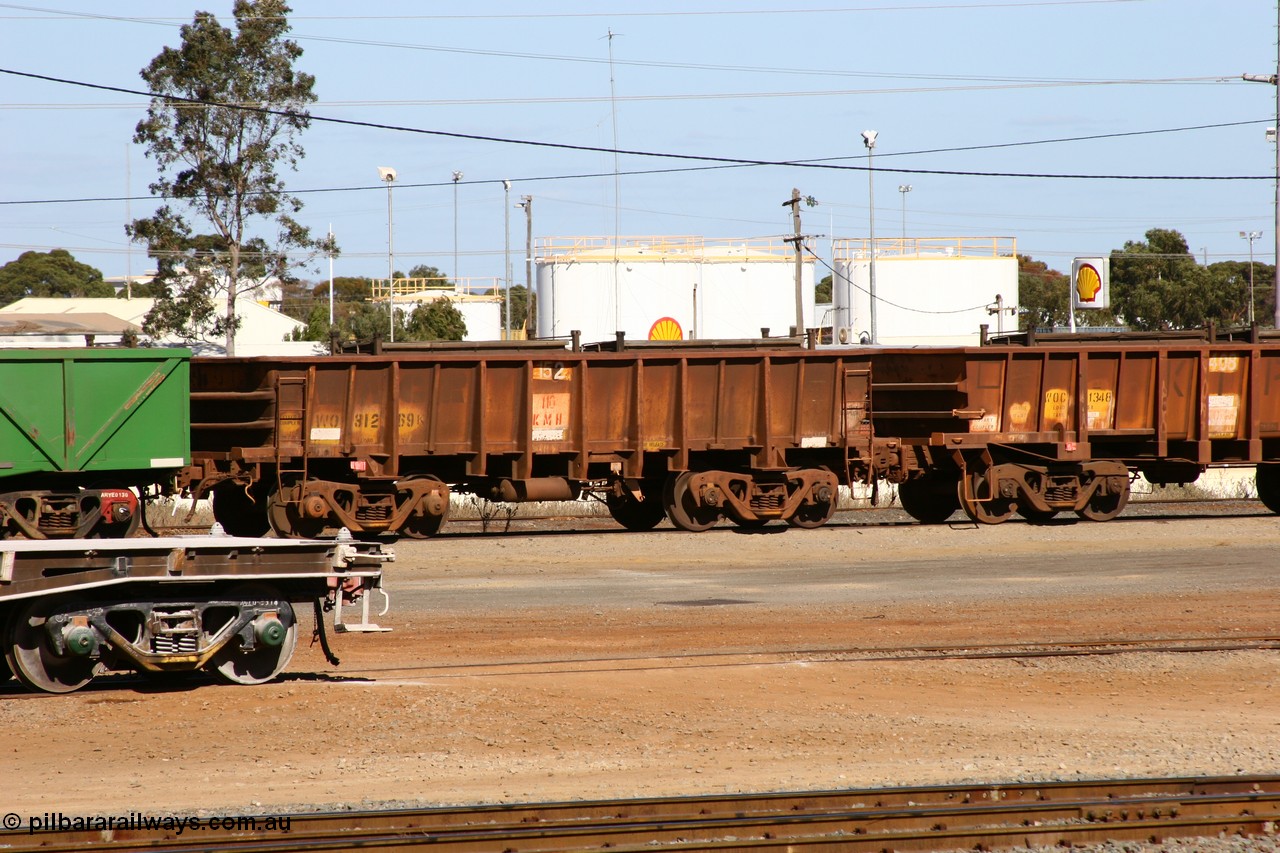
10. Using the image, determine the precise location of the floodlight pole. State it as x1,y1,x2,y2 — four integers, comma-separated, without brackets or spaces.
377,166,397,343
452,170,463,285
1243,230,1262,326
898,184,912,244
519,195,533,336
504,180,512,339
862,130,878,345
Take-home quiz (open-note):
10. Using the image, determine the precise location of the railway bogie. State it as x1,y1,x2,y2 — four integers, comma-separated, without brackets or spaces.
0,536,390,693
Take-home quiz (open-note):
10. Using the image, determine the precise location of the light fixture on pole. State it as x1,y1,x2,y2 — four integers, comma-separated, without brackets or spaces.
377,165,397,343
452,170,463,285
1242,229,1262,326
897,184,912,244
861,129,878,345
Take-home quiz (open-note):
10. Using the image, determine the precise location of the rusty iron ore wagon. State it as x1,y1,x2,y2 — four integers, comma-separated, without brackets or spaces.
873,333,1280,524
187,341,870,538
185,333,1280,537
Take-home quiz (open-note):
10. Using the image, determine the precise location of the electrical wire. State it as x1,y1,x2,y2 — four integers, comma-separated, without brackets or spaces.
0,1,1169,86
0,67,1271,210
0,1,1151,22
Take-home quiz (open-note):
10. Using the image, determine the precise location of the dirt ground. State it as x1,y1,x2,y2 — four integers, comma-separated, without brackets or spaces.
2,509,1279,818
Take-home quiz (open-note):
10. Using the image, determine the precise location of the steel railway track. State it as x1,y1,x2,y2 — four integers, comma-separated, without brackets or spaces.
331,634,1280,683
4,775,1278,852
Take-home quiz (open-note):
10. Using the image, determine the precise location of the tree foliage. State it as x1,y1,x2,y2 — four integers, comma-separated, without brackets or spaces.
404,299,467,341
0,250,113,307
1012,231,1278,333
406,264,446,281
292,295,466,344
1016,255,1069,331
128,0,333,354
481,283,533,333
815,274,832,305
1109,228,1253,331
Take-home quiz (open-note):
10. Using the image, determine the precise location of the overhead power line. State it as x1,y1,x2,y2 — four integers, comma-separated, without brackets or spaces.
0,67,1271,210
0,1,1149,22
0,2,1167,85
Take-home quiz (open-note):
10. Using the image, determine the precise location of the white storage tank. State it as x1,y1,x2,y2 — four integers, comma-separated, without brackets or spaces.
830,237,1019,346
535,236,815,342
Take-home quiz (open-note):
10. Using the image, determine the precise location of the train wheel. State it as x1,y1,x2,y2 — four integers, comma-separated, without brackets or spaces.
663,472,720,532
400,510,445,539
957,474,1015,524
787,496,836,529
266,490,326,539
210,587,297,686
1015,500,1059,524
4,599,99,694
606,484,666,531
1256,465,1280,513
212,482,270,537
400,476,449,539
1076,480,1130,522
897,478,960,524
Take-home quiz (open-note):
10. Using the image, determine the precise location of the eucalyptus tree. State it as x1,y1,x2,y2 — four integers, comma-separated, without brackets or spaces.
128,0,334,354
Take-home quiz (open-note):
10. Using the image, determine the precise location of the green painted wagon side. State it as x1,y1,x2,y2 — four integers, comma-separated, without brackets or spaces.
0,348,190,479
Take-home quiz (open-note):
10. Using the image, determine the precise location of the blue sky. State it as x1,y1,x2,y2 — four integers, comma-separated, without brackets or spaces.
1,0,1276,292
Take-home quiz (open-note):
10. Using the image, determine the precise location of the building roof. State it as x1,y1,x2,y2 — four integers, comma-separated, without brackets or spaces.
0,297,307,355
0,312,140,335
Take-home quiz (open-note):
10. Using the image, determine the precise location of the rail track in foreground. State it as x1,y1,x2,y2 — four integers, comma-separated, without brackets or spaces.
6,775,1279,852
321,634,1280,684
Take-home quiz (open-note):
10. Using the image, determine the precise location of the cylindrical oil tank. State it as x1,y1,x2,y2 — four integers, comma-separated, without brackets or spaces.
536,236,815,343
831,237,1018,347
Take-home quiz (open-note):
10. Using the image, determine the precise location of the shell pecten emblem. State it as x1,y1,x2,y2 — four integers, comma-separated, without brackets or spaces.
648,316,683,340
1076,263,1103,304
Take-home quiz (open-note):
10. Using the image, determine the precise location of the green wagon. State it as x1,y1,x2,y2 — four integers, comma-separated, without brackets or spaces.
0,348,190,538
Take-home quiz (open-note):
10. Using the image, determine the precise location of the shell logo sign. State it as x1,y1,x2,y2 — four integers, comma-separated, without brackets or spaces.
1071,258,1109,310
648,317,684,340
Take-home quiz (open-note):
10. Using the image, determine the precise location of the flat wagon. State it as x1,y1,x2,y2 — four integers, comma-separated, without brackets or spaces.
0,534,390,693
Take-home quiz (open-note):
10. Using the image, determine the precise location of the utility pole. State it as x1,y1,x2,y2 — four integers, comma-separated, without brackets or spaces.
1243,3,1280,326
782,188,805,335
